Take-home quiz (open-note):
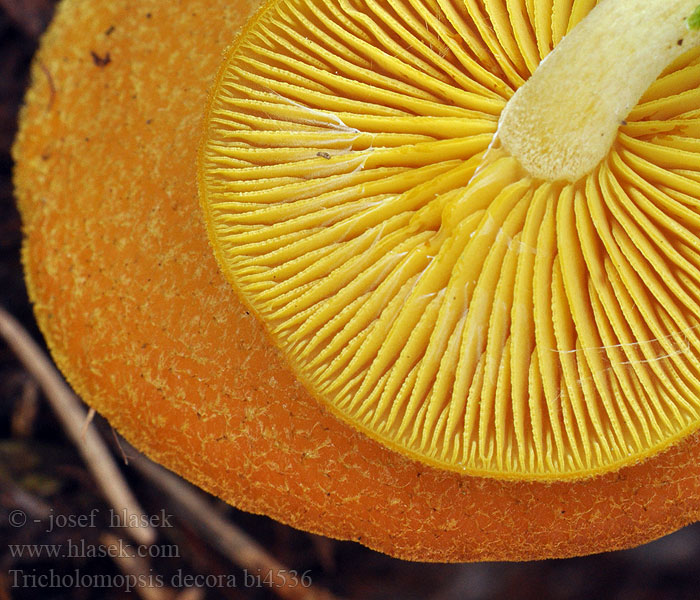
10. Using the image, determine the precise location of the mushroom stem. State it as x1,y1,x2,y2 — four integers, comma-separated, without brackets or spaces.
497,0,700,182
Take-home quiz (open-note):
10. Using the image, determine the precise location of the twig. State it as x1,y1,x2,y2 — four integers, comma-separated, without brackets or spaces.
112,426,130,465
0,306,156,546
100,532,172,600
11,374,39,437
0,574,11,600
0,469,52,521
0,0,54,38
174,589,204,600
81,406,96,440
127,445,343,600
37,59,56,111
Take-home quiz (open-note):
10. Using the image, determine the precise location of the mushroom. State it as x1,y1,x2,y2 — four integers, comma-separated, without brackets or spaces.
13,0,700,561
200,0,700,480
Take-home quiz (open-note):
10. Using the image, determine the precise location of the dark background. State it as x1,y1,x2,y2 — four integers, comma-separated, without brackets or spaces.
2,2,700,599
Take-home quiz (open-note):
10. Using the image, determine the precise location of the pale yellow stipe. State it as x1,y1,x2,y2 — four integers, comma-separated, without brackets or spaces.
199,0,700,479
499,0,700,181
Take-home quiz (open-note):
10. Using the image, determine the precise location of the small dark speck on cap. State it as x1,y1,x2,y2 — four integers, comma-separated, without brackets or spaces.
90,51,111,67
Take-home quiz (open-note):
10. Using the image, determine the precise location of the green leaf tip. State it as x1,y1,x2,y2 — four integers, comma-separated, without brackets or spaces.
688,5,700,30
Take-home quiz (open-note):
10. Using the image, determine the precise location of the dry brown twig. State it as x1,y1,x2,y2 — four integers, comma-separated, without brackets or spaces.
0,304,342,599
100,532,197,600
0,573,11,600
10,374,39,437
0,0,55,38
0,305,156,545
173,589,205,600
81,406,96,440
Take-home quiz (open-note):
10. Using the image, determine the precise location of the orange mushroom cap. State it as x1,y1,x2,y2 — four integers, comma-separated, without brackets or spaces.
13,0,700,561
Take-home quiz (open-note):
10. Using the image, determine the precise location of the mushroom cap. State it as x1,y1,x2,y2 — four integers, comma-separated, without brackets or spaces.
198,0,700,480
13,0,700,561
